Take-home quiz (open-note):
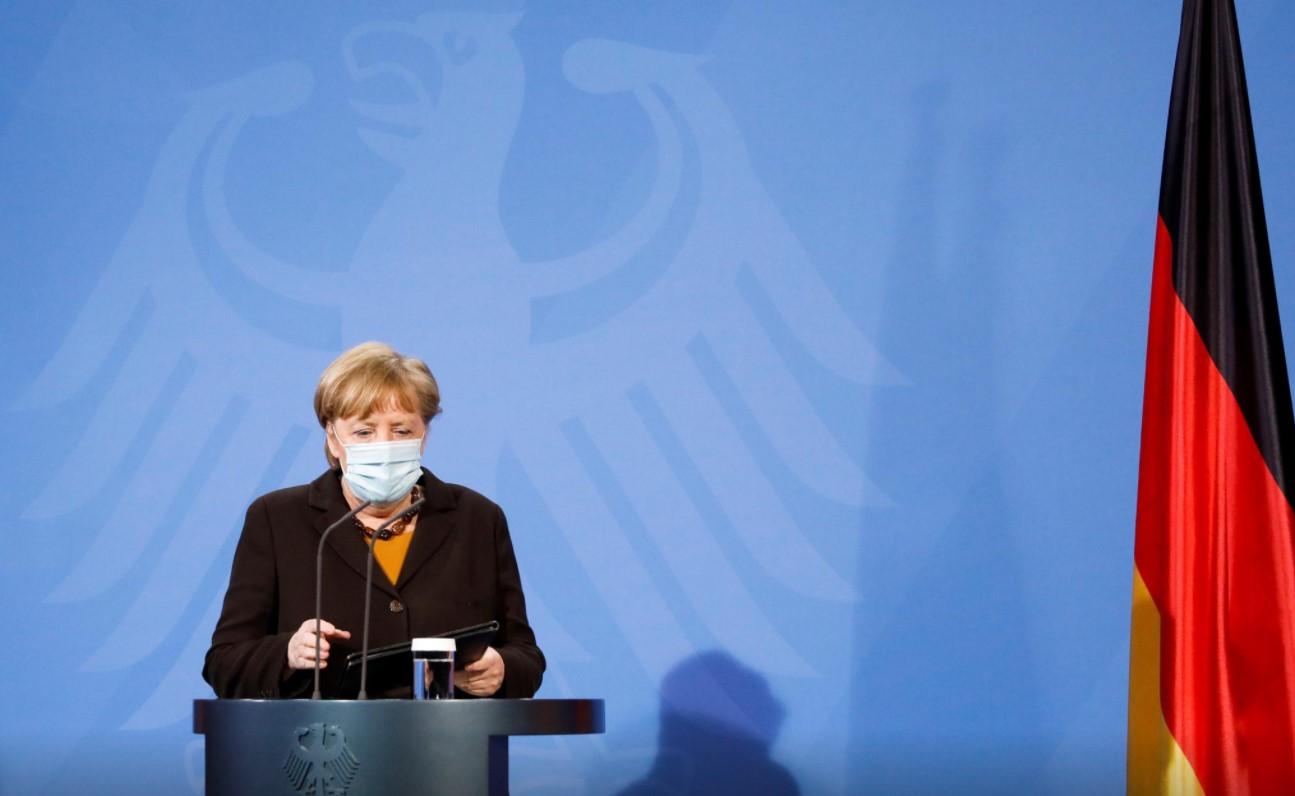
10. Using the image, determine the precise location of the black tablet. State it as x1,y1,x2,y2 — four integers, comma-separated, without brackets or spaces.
336,620,500,698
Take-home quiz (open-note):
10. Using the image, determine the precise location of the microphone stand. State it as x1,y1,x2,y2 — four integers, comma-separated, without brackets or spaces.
312,499,372,700
358,496,426,700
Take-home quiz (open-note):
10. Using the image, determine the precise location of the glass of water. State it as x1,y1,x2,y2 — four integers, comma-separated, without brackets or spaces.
412,637,456,700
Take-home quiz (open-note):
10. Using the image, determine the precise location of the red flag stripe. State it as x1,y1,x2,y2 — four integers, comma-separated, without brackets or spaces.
1135,217,1295,793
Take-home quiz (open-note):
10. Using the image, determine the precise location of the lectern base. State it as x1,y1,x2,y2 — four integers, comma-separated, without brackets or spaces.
194,699,604,796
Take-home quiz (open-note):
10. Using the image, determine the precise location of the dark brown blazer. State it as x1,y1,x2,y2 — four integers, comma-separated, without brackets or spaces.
203,468,545,699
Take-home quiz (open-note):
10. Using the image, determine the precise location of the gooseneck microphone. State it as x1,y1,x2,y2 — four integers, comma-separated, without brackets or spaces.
312,499,372,700
358,496,426,700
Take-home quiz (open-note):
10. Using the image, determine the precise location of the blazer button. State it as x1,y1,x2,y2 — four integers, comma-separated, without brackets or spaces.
389,599,404,614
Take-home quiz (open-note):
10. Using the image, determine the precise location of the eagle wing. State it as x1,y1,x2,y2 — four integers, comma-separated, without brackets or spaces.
509,39,901,690
22,64,343,730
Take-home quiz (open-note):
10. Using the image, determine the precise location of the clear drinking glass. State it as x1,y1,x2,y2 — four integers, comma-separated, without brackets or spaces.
412,637,456,700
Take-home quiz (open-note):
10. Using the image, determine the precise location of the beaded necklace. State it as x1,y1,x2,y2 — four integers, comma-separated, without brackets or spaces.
354,485,423,540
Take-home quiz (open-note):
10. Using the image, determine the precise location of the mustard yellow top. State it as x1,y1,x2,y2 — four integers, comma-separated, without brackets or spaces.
366,531,414,586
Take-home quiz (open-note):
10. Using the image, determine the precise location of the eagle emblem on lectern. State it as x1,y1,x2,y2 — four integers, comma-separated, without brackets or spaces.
283,723,359,795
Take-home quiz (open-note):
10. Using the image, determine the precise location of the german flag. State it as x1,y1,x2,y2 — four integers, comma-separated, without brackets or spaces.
1127,0,1295,793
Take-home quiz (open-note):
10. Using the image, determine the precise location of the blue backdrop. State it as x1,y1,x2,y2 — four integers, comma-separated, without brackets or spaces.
2,1,1293,793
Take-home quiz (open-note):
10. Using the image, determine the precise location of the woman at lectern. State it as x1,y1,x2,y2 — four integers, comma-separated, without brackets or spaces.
203,342,545,699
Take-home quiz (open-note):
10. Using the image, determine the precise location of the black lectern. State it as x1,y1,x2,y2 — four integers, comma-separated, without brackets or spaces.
194,699,604,795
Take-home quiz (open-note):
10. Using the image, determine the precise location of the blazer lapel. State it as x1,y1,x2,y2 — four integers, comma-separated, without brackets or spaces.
395,469,458,591
307,470,399,599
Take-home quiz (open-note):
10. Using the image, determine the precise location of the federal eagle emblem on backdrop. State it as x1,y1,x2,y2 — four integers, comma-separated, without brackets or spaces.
28,9,889,789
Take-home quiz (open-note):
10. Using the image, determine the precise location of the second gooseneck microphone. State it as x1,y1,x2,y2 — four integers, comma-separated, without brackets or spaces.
312,499,372,700
358,496,426,700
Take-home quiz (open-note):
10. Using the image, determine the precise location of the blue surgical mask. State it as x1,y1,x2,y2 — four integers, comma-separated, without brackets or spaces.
341,438,423,505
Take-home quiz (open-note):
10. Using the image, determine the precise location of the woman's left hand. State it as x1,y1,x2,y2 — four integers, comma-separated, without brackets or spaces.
454,646,505,696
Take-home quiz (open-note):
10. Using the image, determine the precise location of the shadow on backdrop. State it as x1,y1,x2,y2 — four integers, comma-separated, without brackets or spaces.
850,84,1048,792
618,651,799,796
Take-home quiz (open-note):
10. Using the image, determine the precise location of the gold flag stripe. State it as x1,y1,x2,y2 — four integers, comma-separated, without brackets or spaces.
1127,568,1205,796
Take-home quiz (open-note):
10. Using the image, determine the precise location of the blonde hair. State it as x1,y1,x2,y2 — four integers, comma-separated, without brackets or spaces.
314,342,441,467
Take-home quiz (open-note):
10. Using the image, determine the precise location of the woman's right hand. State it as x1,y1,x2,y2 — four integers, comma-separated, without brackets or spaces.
286,618,351,671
